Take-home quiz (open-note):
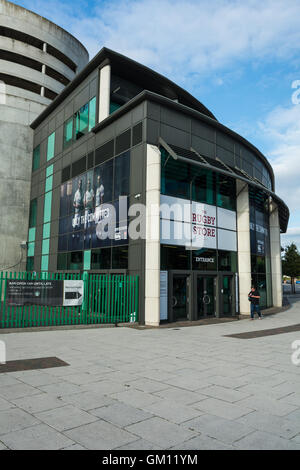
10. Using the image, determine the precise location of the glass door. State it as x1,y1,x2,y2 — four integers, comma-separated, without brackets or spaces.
196,276,216,318
221,275,234,316
172,275,189,321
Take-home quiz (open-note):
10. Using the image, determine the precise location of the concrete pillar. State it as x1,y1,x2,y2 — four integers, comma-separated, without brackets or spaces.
236,180,252,316
98,64,111,122
270,201,282,307
145,144,161,326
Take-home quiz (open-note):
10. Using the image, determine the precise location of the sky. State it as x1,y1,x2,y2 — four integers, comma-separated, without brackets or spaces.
15,0,300,249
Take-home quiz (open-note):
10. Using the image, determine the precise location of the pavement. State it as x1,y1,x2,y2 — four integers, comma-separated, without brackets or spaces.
1,296,300,450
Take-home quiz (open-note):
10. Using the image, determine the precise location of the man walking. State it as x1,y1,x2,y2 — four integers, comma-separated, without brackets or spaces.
248,286,262,320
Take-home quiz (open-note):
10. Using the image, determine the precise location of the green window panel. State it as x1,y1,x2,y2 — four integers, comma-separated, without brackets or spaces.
27,242,35,257
110,101,121,114
47,132,55,161
46,164,54,178
41,255,49,271
26,256,34,271
32,145,40,171
45,175,53,193
63,117,73,148
83,250,91,270
43,223,50,239
29,199,37,228
89,97,96,131
42,238,50,255
44,191,52,223
28,227,36,243
75,103,89,140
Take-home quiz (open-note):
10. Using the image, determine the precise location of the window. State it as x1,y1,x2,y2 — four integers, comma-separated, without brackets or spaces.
75,103,89,140
161,148,191,200
63,117,73,149
32,145,40,171
161,245,190,270
44,192,52,223
88,97,96,131
216,174,236,211
192,168,215,205
110,102,121,114
112,246,128,269
26,257,34,271
192,249,217,271
218,251,237,272
114,152,130,199
47,132,55,161
68,251,83,270
29,199,37,228
91,248,111,269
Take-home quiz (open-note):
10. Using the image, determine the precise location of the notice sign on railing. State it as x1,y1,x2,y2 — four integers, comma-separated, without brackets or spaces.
6,280,84,307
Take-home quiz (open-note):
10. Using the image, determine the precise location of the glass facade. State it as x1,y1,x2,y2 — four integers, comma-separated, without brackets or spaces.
32,145,40,171
57,151,130,271
161,147,236,211
63,97,96,148
47,132,55,161
249,186,271,308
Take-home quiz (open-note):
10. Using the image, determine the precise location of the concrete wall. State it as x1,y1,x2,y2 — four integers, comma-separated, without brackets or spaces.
0,0,89,270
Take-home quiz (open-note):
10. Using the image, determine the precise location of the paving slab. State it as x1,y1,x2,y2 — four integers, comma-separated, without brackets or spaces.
64,420,138,450
35,404,99,431
0,383,41,400
126,417,197,449
193,397,254,420
0,423,74,450
236,410,300,439
11,393,66,414
170,434,235,450
60,391,116,411
142,399,204,424
182,413,254,445
89,402,153,427
234,430,300,450
0,408,40,435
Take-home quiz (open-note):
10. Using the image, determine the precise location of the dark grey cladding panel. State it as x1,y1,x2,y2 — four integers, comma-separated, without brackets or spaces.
128,242,144,271
240,158,254,177
160,123,190,148
36,196,44,228
56,109,64,129
48,249,57,271
62,151,72,169
53,170,61,190
34,255,41,272
146,118,160,145
49,117,56,135
55,126,63,155
30,182,39,200
33,130,41,147
39,139,47,167
160,107,191,133
146,101,161,121
51,188,60,222
74,85,90,111
95,124,115,148
191,134,215,159
216,145,235,167
50,219,59,238
132,103,145,124
216,132,234,152
41,124,49,142
89,77,97,99
130,145,146,198
64,100,73,120
191,119,215,143
72,141,88,162
115,113,132,135
35,222,43,243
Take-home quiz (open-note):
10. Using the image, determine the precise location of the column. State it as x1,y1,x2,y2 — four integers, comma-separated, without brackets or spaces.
145,144,161,326
98,64,111,122
270,201,282,307
236,180,252,316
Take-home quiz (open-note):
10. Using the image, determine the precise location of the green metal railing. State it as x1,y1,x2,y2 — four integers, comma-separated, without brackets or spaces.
0,271,139,328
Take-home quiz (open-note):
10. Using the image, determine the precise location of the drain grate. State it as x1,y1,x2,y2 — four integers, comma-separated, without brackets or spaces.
225,324,300,339
0,356,69,373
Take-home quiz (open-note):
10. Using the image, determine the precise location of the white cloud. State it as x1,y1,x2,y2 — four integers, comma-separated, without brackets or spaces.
19,0,300,86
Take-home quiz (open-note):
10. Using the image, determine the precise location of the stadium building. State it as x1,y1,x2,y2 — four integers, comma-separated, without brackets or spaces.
0,0,88,270
28,47,289,325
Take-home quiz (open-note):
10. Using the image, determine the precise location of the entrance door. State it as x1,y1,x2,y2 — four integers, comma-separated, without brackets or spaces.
172,275,189,321
196,276,216,318
221,275,234,316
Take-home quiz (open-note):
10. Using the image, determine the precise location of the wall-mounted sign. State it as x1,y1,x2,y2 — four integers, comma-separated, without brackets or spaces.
6,280,84,307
